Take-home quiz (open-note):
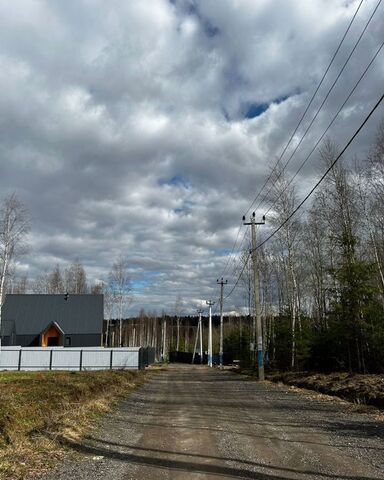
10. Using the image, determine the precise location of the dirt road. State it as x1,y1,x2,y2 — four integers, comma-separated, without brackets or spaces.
43,365,384,479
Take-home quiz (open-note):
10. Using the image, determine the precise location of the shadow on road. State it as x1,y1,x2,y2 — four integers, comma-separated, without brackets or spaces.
61,436,382,480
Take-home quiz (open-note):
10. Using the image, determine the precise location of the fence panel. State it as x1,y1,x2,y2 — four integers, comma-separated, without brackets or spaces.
82,349,111,370
112,349,141,369
0,348,20,370
52,349,82,370
21,349,51,371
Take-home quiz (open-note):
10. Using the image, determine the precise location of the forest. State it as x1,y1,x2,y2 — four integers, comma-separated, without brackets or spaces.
231,123,384,373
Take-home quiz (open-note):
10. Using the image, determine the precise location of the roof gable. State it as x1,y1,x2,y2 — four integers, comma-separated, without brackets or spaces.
41,321,65,335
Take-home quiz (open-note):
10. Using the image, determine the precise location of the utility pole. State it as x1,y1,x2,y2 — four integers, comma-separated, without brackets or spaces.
206,300,215,367
217,278,228,369
192,319,199,365
161,314,167,362
191,310,204,365
198,309,203,364
243,212,265,381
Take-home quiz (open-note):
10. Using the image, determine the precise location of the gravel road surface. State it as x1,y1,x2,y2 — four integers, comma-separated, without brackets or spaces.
42,365,384,479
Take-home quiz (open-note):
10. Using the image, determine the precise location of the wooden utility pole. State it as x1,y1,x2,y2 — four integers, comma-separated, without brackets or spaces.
243,212,265,381
198,309,203,364
217,278,227,369
206,300,215,367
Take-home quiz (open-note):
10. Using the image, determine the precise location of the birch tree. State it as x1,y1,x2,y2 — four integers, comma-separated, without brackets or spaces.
269,166,302,368
65,260,87,293
48,264,65,293
0,193,30,346
315,139,366,371
174,295,183,351
109,256,132,347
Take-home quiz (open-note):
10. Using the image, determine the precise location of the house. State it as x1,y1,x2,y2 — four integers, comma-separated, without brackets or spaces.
0,294,103,347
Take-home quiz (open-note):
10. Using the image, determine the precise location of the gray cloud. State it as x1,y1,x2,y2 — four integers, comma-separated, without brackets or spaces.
0,0,383,314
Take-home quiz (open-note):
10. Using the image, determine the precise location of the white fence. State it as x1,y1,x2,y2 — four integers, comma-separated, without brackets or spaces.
0,346,151,371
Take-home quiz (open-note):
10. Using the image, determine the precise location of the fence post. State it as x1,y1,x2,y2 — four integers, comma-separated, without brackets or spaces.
79,349,83,371
49,349,53,370
110,350,113,370
18,349,22,371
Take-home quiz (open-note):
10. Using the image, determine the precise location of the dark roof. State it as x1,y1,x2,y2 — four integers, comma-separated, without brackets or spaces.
2,294,103,335
0,319,16,337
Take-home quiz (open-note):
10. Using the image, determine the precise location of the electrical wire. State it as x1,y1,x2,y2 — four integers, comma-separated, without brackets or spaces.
218,223,244,278
223,228,249,275
256,91,384,250
264,39,384,216
224,91,384,300
225,251,252,299
213,0,367,289
256,0,382,214
244,0,366,217
212,0,381,303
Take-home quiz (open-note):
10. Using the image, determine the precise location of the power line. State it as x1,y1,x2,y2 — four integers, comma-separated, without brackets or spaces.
244,0,366,217
213,0,382,304
225,90,384,300
222,228,249,277
225,251,251,300
218,223,244,278
257,0,382,214
217,0,366,284
219,228,251,304
264,39,384,216
256,91,384,250
215,227,250,309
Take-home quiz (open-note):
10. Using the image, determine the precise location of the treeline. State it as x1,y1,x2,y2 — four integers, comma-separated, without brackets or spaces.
108,313,241,360
4,259,107,296
234,125,384,373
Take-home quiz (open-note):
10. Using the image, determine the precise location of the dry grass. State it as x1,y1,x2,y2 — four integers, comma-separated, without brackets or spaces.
268,371,384,408
0,369,150,479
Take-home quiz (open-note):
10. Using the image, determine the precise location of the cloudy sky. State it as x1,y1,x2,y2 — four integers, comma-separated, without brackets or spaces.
1,0,383,315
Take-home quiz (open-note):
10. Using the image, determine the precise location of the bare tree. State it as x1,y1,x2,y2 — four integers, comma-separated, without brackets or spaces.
13,273,28,294
305,205,330,329
269,165,302,368
104,287,114,347
0,193,30,346
109,256,132,347
48,264,65,294
174,295,183,351
91,281,105,294
64,260,87,293
32,271,50,293
237,246,252,317
360,122,384,299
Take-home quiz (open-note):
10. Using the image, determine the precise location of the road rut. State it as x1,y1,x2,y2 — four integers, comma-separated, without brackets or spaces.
42,365,384,479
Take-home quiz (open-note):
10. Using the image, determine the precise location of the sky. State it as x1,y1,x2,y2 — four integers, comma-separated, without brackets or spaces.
0,0,383,316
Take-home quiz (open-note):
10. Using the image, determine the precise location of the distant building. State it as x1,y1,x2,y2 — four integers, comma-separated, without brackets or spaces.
0,294,103,347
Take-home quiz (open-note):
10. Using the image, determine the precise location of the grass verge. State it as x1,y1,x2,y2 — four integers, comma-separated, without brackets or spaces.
0,369,150,479
266,371,384,408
